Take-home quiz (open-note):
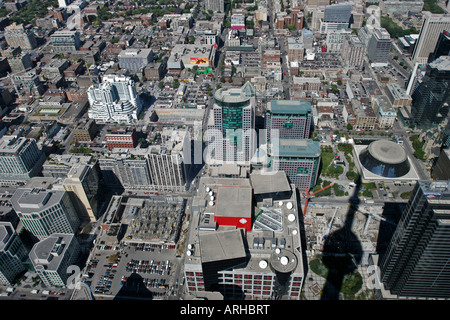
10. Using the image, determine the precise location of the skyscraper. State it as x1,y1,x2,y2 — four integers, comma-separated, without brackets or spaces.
378,180,450,299
412,12,450,65
87,74,142,124
428,30,450,63
206,81,256,166
148,152,186,192
341,35,366,69
410,55,450,128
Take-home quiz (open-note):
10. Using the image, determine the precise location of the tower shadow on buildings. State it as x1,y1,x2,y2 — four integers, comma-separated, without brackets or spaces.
320,176,363,300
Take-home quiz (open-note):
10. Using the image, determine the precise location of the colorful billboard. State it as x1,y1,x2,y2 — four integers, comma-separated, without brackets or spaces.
190,57,209,65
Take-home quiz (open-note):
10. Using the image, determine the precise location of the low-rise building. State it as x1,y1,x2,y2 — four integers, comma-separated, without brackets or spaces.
72,119,98,143
371,95,396,128
105,126,137,150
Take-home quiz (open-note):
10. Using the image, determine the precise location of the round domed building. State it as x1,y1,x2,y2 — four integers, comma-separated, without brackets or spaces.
354,140,419,182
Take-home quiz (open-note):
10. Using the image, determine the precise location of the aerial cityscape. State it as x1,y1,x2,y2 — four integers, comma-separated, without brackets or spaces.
0,0,449,306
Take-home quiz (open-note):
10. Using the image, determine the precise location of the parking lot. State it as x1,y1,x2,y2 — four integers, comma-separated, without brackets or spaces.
84,241,180,299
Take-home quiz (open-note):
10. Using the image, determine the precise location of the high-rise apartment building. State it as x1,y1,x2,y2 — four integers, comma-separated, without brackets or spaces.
205,0,224,13
265,100,312,141
0,222,29,286
206,82,256,167
30,233,81,288
412,12,450,65
367,28,391,64
10,188,80,241
147,128,189,192
87,74,142,124
378,180,450,299
4,23,37,50
410,55,450,128
0,136,46,185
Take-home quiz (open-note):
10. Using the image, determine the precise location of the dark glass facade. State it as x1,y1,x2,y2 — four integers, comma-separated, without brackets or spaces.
359,148,410,178
428,30,450,63
379,181,450,298
411,56,450,129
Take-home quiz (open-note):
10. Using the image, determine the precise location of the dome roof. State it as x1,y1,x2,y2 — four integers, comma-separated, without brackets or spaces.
359,140,410,178
367,140,407,164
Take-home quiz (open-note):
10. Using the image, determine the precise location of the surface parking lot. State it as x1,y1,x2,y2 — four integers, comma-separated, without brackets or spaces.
84,241,179,299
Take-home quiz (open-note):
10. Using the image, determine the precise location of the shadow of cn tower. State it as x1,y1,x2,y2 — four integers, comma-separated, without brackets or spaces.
320,176,363,300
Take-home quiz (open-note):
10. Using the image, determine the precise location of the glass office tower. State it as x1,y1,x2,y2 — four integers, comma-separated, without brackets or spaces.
379,180,450,299
208,81,256,163
410,55,450,129
428,30,450,63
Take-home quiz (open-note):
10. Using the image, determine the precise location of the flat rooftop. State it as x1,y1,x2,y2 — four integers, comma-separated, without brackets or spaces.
273,139,321,158
215,186,252,218
30,233,74,271
250,171,291,194
10,188,64,213
199,229,247,263
0,136,28,154
430,55,450,71
267,99,312,115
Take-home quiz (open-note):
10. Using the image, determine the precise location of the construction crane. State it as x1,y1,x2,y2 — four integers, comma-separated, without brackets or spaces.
302,183,335,216
322,207,338,241
354,206,397,234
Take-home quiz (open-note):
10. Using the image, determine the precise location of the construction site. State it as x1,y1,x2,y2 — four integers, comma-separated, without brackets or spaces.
303,201,399,266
